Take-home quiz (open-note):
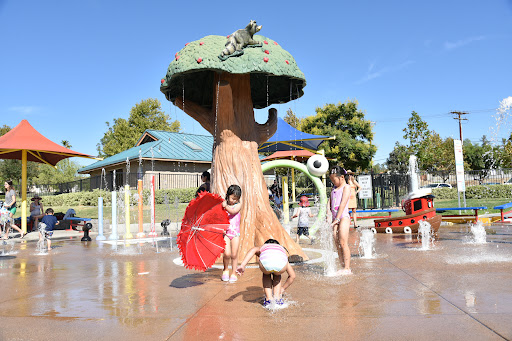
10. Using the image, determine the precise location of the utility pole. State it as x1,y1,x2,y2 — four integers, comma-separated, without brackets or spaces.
450,111,468,209
450,111,469,143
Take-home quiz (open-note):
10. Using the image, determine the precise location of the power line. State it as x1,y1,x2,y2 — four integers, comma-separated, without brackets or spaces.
372,108,499,123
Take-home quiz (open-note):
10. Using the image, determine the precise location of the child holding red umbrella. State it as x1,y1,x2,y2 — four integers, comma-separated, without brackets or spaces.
221,185,242,283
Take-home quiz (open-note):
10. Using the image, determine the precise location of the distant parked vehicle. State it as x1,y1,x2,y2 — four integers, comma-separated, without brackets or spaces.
421,183,453,189
505,178,512,185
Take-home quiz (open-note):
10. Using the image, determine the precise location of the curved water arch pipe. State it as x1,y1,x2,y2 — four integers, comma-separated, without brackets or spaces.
261,160,327,236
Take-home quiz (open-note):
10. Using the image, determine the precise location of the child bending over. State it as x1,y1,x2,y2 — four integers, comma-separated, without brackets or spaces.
237,239,296,307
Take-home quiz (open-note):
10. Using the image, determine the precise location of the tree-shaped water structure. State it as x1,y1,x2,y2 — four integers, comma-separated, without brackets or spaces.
160,31,307,260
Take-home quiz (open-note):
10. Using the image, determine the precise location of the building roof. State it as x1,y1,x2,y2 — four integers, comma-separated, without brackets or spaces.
79,130,213,174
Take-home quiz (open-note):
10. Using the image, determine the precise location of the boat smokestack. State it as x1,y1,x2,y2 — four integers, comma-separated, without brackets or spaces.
408,155,419,193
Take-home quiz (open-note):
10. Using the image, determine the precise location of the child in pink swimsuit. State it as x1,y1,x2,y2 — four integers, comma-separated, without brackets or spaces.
328,166,352,275
221,185,242,283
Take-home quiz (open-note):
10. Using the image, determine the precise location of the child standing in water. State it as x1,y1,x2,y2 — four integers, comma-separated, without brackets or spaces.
292,196,314,244
221,185,242,283
38,208,59,251
328,166,352,275
237,239,296,307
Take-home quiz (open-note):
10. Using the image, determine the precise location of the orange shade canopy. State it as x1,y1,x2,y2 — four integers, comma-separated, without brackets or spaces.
0,120,97,234
0,120,93,166
261,149,315,162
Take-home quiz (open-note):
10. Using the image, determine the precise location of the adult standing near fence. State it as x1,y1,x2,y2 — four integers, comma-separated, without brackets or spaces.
2,180,25,239
347,171,361,228
195,170,211,197
30,195,44,231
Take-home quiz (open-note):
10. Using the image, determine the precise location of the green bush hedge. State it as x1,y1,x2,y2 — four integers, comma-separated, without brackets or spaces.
41,188,197,207
432,185,512,199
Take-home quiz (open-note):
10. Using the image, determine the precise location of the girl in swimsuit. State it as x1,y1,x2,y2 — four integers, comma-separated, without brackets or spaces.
328,166,352,275
237,239,296,307
221,185,242,283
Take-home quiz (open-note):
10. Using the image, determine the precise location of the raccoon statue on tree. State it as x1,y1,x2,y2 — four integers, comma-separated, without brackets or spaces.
219,20,262,60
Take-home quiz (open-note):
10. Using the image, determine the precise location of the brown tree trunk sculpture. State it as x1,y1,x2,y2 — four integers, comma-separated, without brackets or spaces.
175,72,307,261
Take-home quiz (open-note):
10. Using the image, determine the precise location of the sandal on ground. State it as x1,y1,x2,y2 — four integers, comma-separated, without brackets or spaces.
228,275,238,283
221,271,230,282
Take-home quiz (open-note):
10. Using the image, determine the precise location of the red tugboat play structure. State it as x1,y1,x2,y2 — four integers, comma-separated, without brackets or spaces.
373,188,442,233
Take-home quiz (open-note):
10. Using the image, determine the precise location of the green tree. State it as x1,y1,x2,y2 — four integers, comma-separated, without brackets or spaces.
502,133,512,168
401,111,434,170
386,142,411,173
300,100,376,171
97,98,180,157
284,108,301,128
372,162,388,173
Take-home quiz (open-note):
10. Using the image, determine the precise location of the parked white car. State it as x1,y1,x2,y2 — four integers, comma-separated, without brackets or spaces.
421,183,453,189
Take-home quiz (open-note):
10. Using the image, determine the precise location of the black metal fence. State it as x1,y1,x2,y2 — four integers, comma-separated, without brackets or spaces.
418,169,512,187
10,168,512,207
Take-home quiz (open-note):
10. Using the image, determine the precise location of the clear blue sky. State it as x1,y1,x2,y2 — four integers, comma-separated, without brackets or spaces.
1,0,511,168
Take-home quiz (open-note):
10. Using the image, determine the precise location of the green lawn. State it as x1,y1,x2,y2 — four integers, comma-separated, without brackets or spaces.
435,198,512,214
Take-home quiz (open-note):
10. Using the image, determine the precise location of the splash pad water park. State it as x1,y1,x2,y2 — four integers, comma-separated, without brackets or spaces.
2,23,512,340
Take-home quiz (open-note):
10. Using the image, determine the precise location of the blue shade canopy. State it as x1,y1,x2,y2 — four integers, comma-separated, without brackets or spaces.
258,118,334,153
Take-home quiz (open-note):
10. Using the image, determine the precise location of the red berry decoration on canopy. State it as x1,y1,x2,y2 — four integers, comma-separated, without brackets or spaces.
161,79,165,84
274,41,278,45
263,57,269,63
285,60,289,64
264,50,269,54
200,42,204,45
264,40,268,45
197,57,203,63
185,43,190,46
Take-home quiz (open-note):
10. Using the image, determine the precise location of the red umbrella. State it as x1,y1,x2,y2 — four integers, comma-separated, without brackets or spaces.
177,191,230,271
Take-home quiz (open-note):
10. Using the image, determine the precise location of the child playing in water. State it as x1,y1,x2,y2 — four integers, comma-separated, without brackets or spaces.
236,239,296,307
292,196,314,244
221,185,242,283
328,166,352,275
38,208,59,251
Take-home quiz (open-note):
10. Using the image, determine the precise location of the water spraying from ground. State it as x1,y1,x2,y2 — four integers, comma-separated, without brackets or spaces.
358,228,376,259
417,220,434,250
466,221,487,244
319,220,337,276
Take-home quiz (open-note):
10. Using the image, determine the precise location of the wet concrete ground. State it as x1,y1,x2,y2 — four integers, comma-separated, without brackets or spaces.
1,224,512,340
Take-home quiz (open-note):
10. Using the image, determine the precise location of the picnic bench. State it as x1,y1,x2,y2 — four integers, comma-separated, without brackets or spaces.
435,206,487,223
355,209,400,219
63,217,92,231
493,202,512,223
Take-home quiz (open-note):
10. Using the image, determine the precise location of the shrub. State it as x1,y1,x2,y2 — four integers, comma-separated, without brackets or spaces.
41,188,197,207
432,185,512,199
